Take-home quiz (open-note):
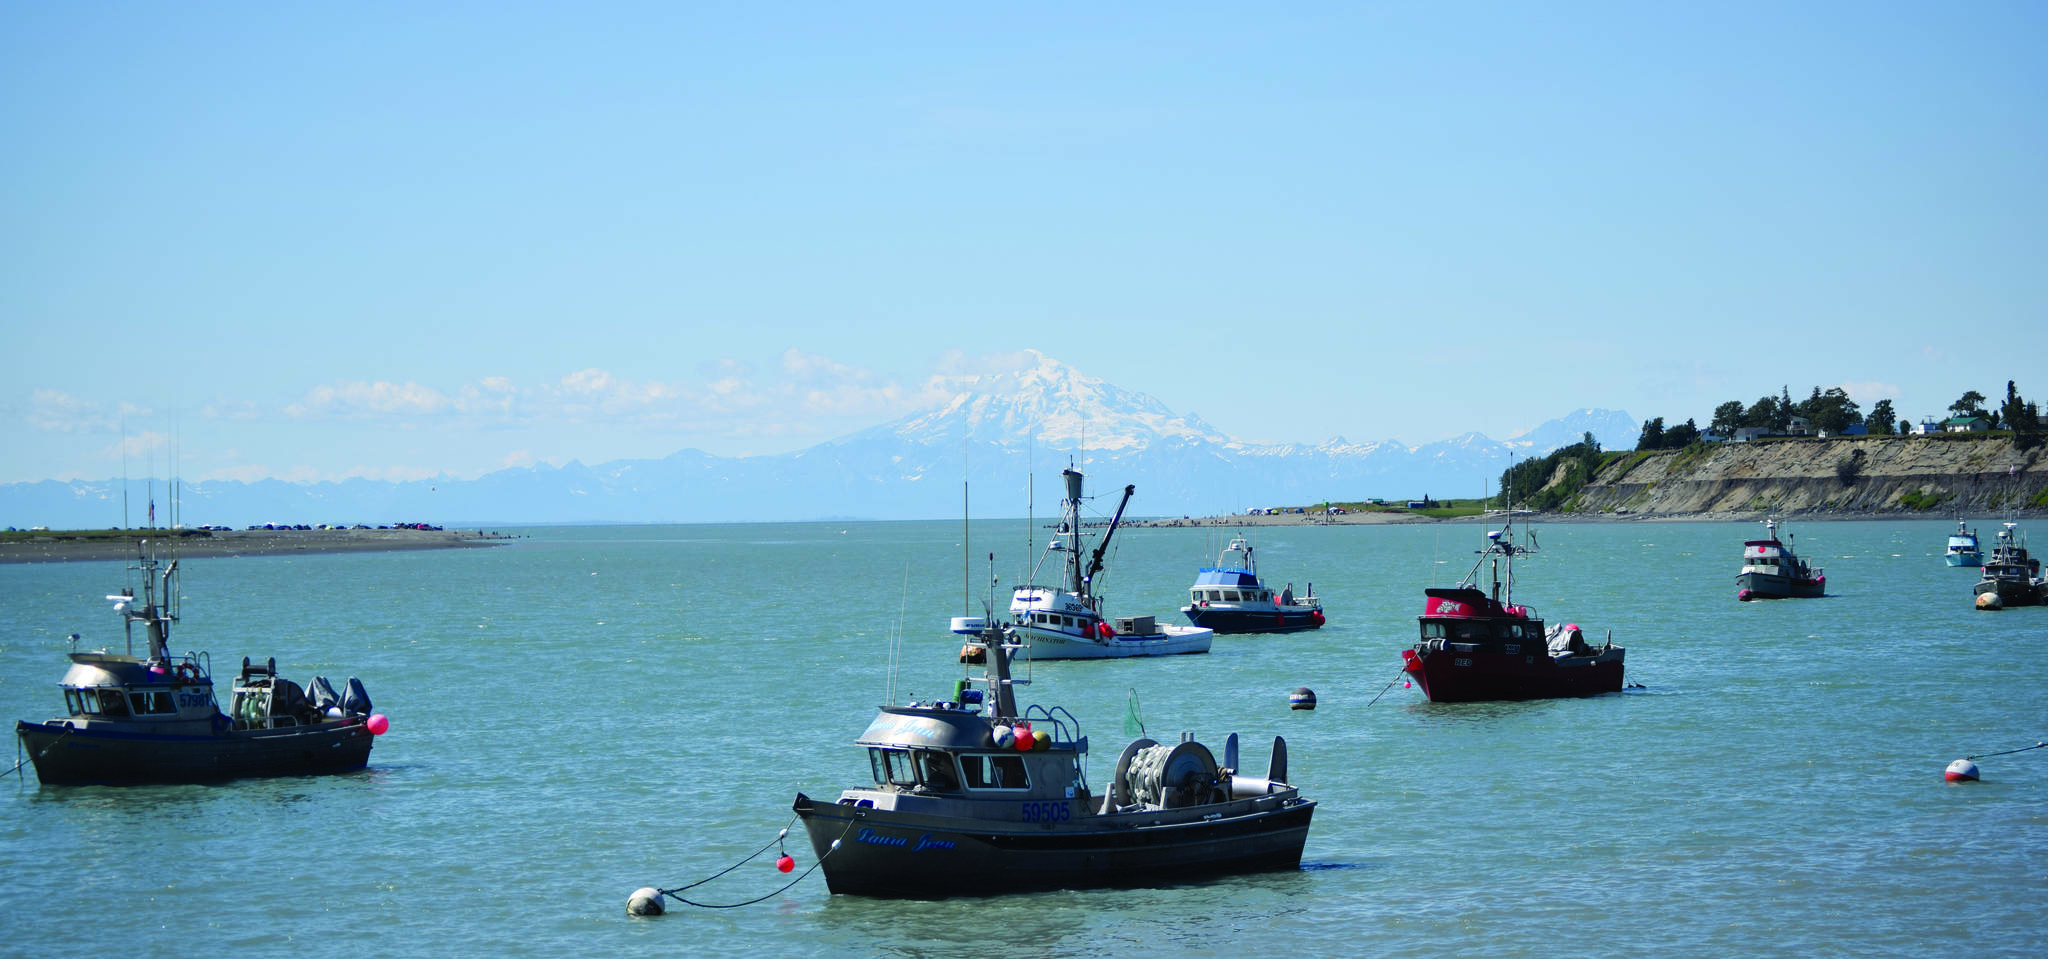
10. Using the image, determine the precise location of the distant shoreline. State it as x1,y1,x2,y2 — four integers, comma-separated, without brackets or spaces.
0,528,513,565
1127,507,2048,528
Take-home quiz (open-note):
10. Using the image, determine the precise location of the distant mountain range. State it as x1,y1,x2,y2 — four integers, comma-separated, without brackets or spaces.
1,353,1635,527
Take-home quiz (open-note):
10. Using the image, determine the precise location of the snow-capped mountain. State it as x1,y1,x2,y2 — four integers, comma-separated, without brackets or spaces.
873,353,1231,451
0,353,1631,526
1504,408,1640,454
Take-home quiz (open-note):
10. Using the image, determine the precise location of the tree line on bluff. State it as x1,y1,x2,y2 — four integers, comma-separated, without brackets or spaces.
1494,380,2042,513
1633,380,2043,452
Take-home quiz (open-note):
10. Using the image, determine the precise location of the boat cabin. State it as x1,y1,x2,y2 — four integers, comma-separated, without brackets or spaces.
51,651,221,732
1418,587,1544,654
1189,568,1278,606
844,705,1092,812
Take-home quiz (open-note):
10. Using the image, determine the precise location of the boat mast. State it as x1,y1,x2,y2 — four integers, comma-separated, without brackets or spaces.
973,552,1021,720
1061,468,1086,597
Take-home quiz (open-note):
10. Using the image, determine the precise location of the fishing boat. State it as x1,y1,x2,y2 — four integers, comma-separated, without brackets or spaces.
1735,519,1825,600
792,611,1315,897
1946,521,1985,567
957,468,1211,660
1972,523,2045,609
1180,536,1325,634
1400,521,1625,702
12,541,385,786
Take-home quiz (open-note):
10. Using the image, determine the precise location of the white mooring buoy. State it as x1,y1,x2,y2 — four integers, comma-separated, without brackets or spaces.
1944,758,1980,783
626,887,665,916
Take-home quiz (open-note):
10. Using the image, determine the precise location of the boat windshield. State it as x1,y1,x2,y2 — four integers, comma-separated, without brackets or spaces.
867,747,968,792
868,747,920,788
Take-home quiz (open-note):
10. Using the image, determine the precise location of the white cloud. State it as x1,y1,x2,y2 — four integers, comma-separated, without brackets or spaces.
287,380,452,418
27,390,152,432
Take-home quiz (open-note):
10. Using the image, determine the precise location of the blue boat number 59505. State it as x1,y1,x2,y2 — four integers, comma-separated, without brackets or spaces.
1020,801,1071,823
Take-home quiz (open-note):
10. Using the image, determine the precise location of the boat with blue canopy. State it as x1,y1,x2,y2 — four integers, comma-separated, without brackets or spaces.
1180,536,1324,634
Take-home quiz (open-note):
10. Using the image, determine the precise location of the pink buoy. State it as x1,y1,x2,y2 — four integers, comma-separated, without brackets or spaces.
776,854,795,873
365,713,390,735
1945,758,1980,782
1737,589,1753,602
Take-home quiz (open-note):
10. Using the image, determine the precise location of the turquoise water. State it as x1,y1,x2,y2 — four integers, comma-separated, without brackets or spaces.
3,519,2043,957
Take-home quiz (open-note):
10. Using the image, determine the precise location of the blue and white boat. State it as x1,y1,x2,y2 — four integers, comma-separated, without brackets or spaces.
1946,521,1984,567
1180,536,1325,634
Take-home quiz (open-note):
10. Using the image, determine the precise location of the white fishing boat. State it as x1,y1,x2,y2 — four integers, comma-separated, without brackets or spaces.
955,468,1211,660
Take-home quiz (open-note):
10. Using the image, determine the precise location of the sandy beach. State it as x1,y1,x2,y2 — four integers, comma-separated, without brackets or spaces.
0,527,513,564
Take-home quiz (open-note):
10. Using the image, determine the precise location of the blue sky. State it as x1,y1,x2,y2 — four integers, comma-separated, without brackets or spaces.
4,2,2043,485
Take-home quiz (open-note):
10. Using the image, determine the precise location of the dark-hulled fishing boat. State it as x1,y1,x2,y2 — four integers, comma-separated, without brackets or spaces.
1401,522,1625,703
1736,519,1825,600
792,608,1314,897
1180,536,1325,634
12,542,384,786
1973,523,2045,610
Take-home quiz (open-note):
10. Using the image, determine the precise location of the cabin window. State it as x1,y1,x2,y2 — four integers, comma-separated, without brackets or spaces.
1421,622,1445,638
1224,590,1241,602
867,748,924,788
97,689,131,717
918,752,960,791
127,691,176,715
960,753,1030,790
64,689,88,716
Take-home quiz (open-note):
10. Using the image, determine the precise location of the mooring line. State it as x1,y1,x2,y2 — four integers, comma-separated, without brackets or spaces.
656,813,856,910
1967,741,2047,761
1365,667,1408,707
7,727,72,780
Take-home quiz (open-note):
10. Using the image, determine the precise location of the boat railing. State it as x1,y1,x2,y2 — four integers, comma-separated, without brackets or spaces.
1021,704,1081,746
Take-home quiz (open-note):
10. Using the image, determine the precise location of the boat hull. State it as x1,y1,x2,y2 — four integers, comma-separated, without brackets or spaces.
1181,605,1323,634
1012,624,1213,660
1735,571,1825,600
1402,645,1625,703
1973,576,2046,608
791,792,1315,898
1946,552,1984,568
15,718,375,786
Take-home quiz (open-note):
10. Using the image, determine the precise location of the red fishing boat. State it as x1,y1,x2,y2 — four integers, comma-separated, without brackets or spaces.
1401,522,1625,702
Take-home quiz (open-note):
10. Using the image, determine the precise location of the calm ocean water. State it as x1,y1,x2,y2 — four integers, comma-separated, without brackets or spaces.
3,518,2044,958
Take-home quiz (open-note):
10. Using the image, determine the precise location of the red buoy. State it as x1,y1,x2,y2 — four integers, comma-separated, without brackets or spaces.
776,854,795,873
1945,758,1980,782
